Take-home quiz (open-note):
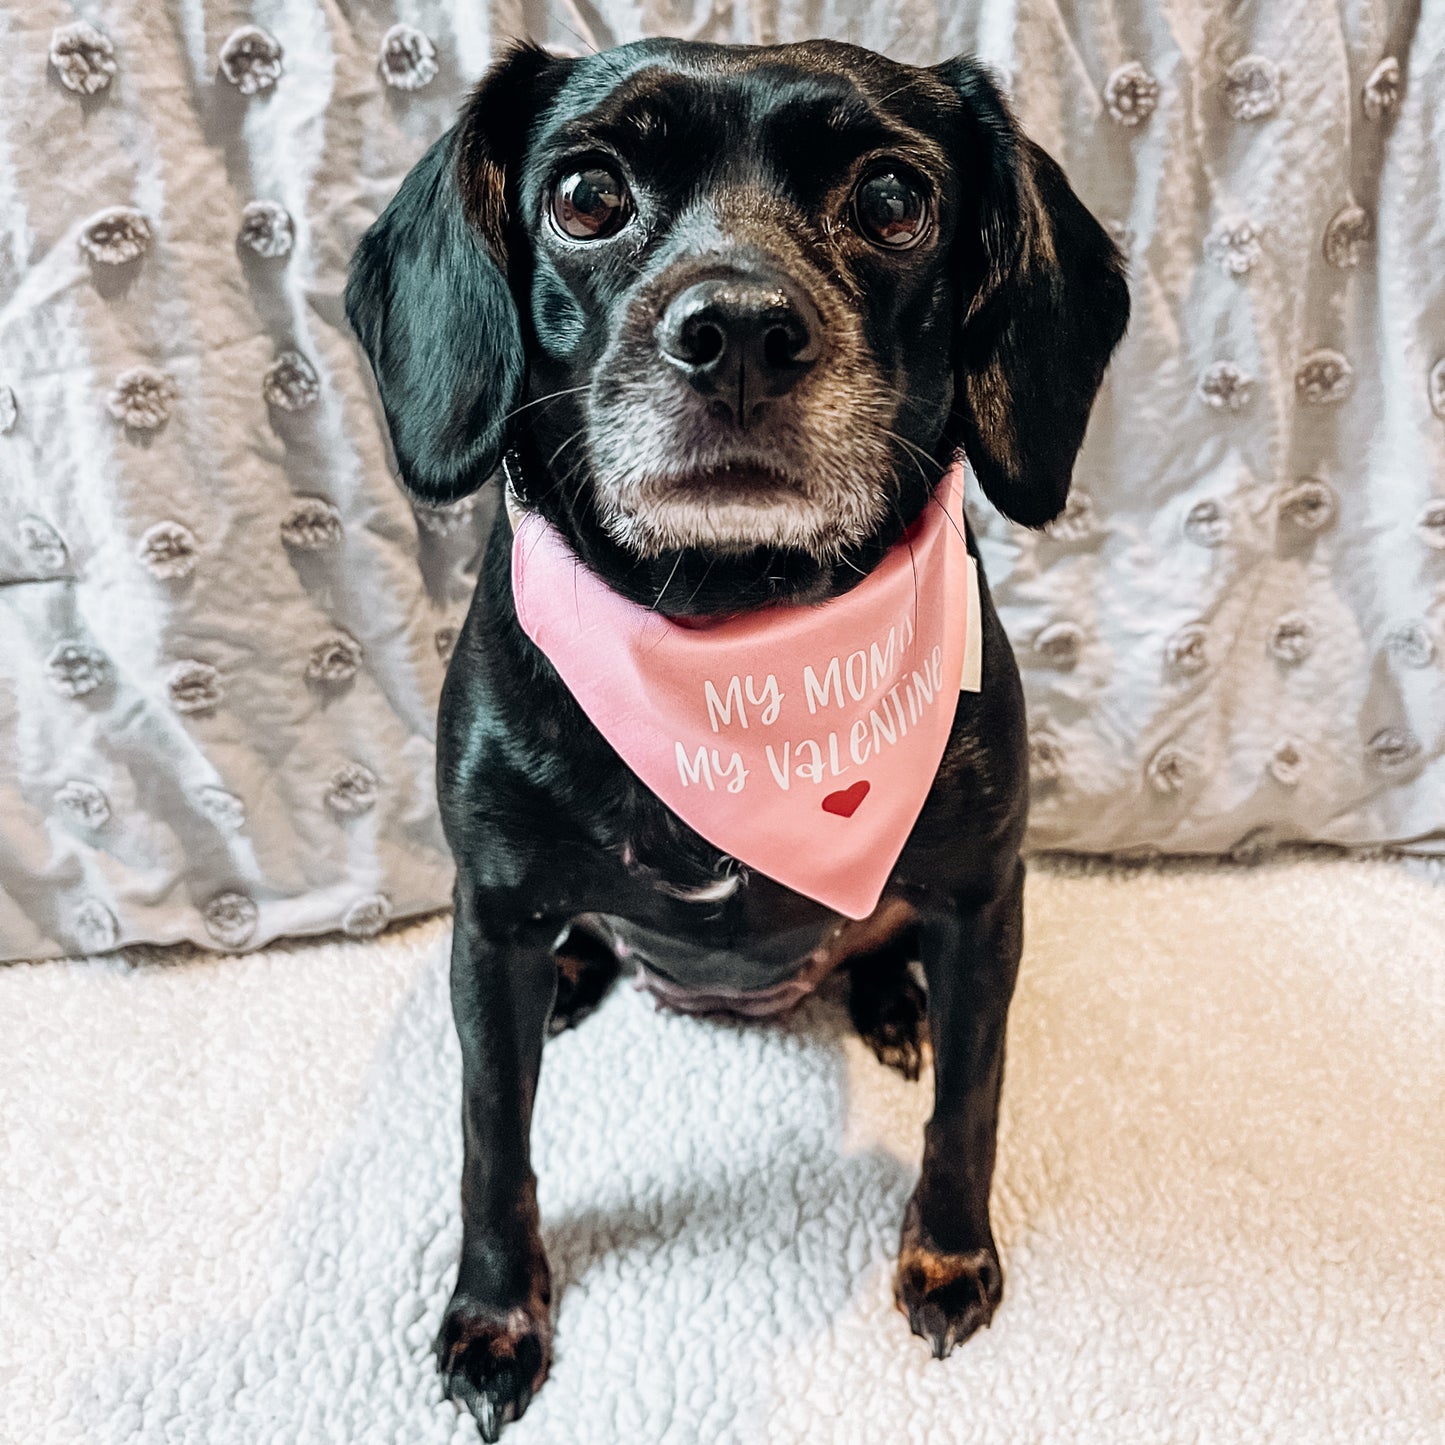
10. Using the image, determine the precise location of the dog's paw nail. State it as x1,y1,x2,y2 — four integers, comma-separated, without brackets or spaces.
512,1379,535,1420
874,1035,925,1080
930,1328,957,1360
474,1393,503,1444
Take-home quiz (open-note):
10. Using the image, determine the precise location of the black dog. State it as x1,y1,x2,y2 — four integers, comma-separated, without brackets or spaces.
347,37,1127,1440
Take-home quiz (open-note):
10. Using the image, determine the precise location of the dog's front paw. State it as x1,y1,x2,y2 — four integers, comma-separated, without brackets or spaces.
848,960,929,1080
436,1298,552,1442
860,976,929,1079
547,933,620,1036
894,1197,1003,1359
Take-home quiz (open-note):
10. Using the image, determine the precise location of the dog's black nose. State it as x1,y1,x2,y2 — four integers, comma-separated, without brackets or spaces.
656,275,821,421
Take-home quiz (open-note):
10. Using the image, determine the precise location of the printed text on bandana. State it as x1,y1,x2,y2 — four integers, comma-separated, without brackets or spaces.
674,609,947,794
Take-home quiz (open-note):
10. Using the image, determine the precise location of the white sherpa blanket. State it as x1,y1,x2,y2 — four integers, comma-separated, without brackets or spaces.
3,859,1443,1444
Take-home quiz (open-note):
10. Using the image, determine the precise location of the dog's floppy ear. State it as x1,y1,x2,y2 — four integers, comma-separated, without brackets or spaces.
345,43,562,506
934,57,1130,528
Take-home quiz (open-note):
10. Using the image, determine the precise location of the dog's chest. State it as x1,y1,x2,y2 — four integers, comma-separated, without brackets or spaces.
583,825,848,1016
616,834,743,904
582,902,845,1020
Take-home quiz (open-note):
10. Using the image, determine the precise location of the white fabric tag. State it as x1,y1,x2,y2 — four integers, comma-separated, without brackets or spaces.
961,555,983,694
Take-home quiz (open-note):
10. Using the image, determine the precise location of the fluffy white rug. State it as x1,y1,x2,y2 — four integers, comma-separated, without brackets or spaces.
3,858,1443,1445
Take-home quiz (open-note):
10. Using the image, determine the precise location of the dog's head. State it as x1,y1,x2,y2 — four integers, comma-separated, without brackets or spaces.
347,40,1128,614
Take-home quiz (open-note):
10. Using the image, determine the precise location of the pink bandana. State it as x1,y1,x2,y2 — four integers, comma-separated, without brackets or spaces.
511,460,983,920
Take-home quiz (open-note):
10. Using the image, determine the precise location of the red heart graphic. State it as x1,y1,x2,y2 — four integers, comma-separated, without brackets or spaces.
821,781,871,818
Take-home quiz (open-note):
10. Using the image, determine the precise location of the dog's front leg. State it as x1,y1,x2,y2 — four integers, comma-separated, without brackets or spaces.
436,881,559,1442
896,859,1025,1358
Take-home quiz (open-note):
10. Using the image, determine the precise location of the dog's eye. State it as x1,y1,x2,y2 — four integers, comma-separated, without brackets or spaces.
852,170,930,250
551,166,631,240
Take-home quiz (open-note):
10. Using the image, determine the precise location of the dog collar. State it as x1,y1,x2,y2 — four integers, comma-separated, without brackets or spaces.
509,459,983,919
501,449,528,532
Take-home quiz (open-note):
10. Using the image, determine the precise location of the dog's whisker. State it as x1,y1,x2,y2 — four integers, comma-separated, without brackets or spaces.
499,386,591,426
516,436,594,523
880,426,942,479
879,429,970,558
680,555,718,612
873,73,932,108
648,550,685,612
545,427,590,472
926,487,971,553
552,3,603,57
884,490,923,623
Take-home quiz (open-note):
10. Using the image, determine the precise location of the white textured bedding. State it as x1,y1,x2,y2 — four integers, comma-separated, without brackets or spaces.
2,1,1443,961
3,858,1442,1443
